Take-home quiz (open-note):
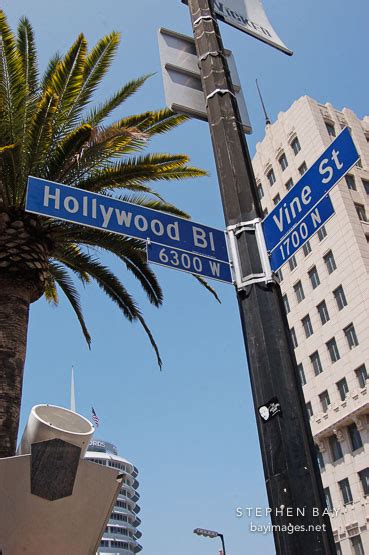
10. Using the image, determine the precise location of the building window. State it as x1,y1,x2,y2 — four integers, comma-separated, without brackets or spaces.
319,390,331,412
302,314,313,338
308,266,320,289
362,179,369,194
275,268,283,282
273,193,281,206
355,364,368,388
333,285,347,310
298,161,307,175
310,351,323,375
291,136,301,156
324,487,333,511
335,543,342,555
303,240,311,256
345,174,356,190
278,153,288,171
285,178,294,191
297,363,306,386
317,300,330,325
289,255,297,271
356,157,363,169
267,168,276,186
305,401,313,419
358,468,369,496
290,327,298,349
263,207,269,217
344,323,359,349
336,378,349,401
338,478,353,505
355,203,367,222
294,280,305,302
283,293,290,314
323,250,337,274
316,445,325,471
325,122,336,138
329,435,343,461
257,183,264,199
297,364,306,385
317,225,327,241
326,337,340,362
350,535,365,555
348,423,363,451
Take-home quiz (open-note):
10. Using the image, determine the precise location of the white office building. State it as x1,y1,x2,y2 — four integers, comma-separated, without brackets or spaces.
252,96,369,555
86,439,142,554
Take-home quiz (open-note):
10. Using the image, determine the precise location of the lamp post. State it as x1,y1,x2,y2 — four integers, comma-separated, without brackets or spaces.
194,528,226,555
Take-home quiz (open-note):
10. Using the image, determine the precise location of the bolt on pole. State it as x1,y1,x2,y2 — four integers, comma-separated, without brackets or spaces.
186,0,336,553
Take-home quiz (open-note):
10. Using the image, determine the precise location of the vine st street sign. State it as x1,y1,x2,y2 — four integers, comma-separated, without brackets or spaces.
262,127,359,271
268,195,334,272
25,177,232,283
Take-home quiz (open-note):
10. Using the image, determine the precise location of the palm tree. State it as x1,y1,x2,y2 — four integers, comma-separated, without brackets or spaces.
0,12,216,457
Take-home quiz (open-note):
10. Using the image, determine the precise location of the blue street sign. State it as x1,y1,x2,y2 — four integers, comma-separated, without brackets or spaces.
147,242,233,283
25,176,230,263
262,128,359,252
269,195,335,273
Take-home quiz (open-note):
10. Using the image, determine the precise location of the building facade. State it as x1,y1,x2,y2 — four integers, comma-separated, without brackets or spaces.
252,96,369,555
85,439,142,555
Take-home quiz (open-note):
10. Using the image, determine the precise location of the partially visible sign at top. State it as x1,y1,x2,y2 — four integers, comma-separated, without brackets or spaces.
182,0,292,56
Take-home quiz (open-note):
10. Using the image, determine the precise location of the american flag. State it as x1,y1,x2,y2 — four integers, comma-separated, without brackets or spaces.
92,407,100,428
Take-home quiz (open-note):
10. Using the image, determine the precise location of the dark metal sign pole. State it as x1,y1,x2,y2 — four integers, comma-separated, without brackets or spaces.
186,1,336,553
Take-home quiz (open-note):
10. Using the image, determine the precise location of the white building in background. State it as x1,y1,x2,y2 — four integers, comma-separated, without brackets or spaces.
85,439,142,554
252,96,369,555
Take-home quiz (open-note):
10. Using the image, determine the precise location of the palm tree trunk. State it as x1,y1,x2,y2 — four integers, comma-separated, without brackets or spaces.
0,279,32,458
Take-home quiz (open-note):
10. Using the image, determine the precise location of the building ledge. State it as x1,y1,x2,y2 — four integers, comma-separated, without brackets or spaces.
311,387,368,439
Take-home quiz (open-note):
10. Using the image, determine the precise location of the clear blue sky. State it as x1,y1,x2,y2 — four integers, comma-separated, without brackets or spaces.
3,1,368,554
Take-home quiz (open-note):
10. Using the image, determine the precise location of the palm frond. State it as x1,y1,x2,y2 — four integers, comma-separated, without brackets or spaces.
114,193,190,219
17,17,38,97
61,227,163,306
26,91,58,179
0,10,25,143
63,31,120,126
74,153,207,193
64,126,147,184
0,142,17,206
192,274,221,303
46,33,87,137
17,16,39,186
49,261,91,346
118,109,189,136
44,272,59,305
45,123,93,182
55,245,138,320
54,245,161,364
40,51,61,90
85,74,151,127
136,313,162,369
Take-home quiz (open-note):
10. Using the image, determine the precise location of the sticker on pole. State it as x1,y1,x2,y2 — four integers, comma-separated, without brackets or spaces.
258,397,282,422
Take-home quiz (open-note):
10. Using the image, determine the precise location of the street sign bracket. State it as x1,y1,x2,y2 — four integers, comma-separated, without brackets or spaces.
193,14,216,26
227,219,274,290
206,88,235,103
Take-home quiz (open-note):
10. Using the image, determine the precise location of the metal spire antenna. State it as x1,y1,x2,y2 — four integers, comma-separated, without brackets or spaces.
70,366,76,412
256,79,271,126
